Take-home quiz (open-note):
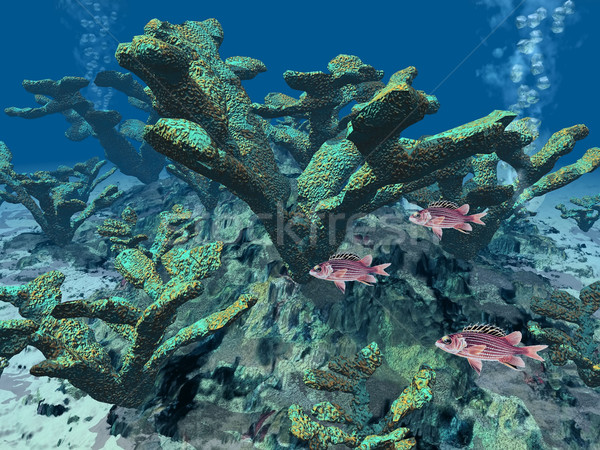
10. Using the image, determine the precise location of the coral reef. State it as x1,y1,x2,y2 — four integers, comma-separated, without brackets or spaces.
165,162,221,212
555,193,600,232
0,141,122,246
113,17,593,281
405,120,600,259
0,206,257,407
527,281,600,387
251,54,385,168
288,342,435,449
5,72,165,184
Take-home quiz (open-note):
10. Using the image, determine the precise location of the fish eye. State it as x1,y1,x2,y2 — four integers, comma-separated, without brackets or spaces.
441,336,451,344
313,265,321,271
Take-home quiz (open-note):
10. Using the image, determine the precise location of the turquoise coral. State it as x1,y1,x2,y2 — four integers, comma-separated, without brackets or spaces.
116,17,582,281
527,281,600,387
555,193,600,232
5,72,165,184
0,141,122,246
288,342,435,449
0,206,257,407
404,119,600,258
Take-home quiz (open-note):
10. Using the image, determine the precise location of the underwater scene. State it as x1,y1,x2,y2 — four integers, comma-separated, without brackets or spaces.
1,0,599,448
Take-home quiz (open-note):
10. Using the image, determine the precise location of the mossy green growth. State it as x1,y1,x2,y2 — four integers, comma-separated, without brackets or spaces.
288,342,435,449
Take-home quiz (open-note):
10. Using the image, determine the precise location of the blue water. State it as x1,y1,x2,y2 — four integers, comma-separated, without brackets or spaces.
1,1,599,449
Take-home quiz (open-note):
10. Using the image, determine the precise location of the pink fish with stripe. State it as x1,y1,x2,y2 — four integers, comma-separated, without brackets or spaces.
409,200,487,239
435,324,547,375
309,253,391,293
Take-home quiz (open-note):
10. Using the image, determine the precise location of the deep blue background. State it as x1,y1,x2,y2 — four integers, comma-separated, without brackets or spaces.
1,0,598,172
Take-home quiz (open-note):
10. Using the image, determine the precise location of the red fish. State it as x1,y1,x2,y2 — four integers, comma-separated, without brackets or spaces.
409,200,487,239
435,324,547,375
309,253,391,293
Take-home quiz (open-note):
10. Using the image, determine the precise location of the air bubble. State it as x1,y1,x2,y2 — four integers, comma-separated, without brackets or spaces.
517,85,530,101
553,7,566,20
530,54,544,75
526,89,539,104
103,55,112,64
563,1,575,14
527,13,542,28
93,2,101,12
529,30,543,44
510,64,524,83
492,48,504,58
531,61,544,76
536,7,547,20
537,76,551,90
517,39,535,54
551,20,565,33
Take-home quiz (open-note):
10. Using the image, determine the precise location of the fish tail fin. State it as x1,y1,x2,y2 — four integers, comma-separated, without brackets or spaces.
372,263,391,276
468,211,487,225
522,345,547,361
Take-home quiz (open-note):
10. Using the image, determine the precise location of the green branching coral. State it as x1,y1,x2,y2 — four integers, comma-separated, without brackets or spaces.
5,72,165,184
252,54,385,168
0,206,257,407
555,193,600,232
527,281,600,387
97,204,199,261
119,18,572,281
404,119,600,258
288,342,435,449
166,162,222,212
0,141,122,246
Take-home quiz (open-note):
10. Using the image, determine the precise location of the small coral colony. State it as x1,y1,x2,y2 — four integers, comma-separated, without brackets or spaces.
1,12,599,449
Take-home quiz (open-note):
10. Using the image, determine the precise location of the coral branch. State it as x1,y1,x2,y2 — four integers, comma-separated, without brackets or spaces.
288,342,435,449
527,281,600,387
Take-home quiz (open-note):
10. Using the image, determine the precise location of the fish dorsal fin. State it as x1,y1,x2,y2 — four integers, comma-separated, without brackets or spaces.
428,200,459,209
504,331,522,346
359,255,373,266
462,323,506,338
330,253,361,262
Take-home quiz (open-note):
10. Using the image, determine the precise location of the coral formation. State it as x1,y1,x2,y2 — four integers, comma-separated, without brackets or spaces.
0,206,257,407
555,193,600,232
405,121,600,259
114,18,600,280
5,72,165,184
527,281,600,387
0,142,122,246
288,342,435,449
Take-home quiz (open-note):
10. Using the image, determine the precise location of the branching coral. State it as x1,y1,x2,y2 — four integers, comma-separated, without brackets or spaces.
5,71,165,184
0,206,257,407
0,141,122,246
112,18,599,280
288,342,435,449
555,193,600,232
527,281,600,387
406,120,600,258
